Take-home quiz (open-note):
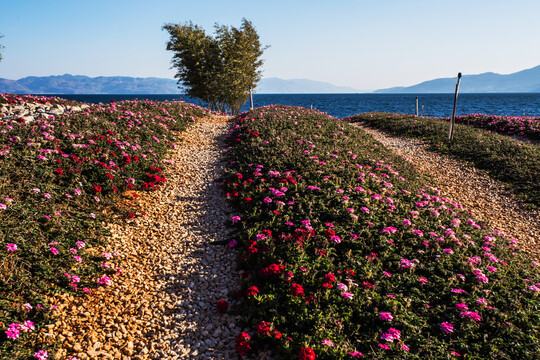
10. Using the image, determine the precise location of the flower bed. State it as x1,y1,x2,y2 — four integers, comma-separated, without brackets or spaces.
346,112,540,209
224,105,540,359
0,94,209,358
452,113,540,141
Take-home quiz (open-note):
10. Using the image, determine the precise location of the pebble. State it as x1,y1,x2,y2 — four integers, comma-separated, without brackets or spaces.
44,116,252,359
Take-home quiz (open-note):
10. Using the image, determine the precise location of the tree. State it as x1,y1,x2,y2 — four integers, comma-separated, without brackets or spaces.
163,19,265,115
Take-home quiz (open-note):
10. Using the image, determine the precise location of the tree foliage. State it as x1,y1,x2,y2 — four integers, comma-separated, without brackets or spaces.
163,19,265,115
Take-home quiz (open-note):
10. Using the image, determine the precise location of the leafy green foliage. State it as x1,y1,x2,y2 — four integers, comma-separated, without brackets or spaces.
223,105,540,359
163,19,265,115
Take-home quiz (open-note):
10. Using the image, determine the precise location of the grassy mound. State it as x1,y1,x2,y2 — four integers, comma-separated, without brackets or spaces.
346,113,540,209
0,94,209,358
223,106,540,359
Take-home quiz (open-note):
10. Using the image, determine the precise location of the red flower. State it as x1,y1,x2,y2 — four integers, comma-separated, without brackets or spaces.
290,283,305,297
244,197,252,203
123,155,131,163
273,329,282,339
324,272,336,283
93,184,102,193
298,346,316,360
252,131,259,137
236,172,243,180
246,286,259,297
55,168,63,176
256,321,271,336
106,172,114,180
216,299,229,314
361,281,373,289
235,332,251,355
324,228,335,240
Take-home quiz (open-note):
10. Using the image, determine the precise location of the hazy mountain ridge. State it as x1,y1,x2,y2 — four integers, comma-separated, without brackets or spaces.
375,65,540,93
0,74,362,94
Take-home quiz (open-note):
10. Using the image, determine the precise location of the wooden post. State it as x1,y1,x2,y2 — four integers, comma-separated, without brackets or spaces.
448,72,462,141
249,89,254,110
415,97,419,116
422,104,424,117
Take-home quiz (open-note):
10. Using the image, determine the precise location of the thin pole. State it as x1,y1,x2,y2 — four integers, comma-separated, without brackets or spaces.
415,97,419,116
422,104,424,117
249,89,254,110
448,72,462,141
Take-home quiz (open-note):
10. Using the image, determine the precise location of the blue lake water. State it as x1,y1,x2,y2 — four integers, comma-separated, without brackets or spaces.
45,93,540,119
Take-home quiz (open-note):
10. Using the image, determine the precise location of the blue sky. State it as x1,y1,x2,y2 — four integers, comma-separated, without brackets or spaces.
0,0,539,91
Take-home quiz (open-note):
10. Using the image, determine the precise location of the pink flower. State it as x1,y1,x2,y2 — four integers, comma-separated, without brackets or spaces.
228,239,237,248
34,350,48,360
383,271,392,277
49,247,59,255
418,277,428,284
98,275,112,285
401,344,410,352
451,288,467,294
529,285,540,292
460,311,481,322
232,216,241,224
443,248,454,255
360,206,370,213
381,226,398,235
378,343,390,350
476,298,488,305
380,312,393,321
348,351,363,357
321,339,334,347
337,283,348,291
477,275,489,283
7,243,18,251
21,320,35,332
456,303,468,310
263,197,272,203
450,351,461,357
5,323,21,339
23,303,33,310
76,241,86,249
402,219,412,226
440,322,454,334
342,291,354,299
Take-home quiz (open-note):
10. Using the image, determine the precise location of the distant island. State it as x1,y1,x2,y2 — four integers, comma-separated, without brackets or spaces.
0,74,363,94
375,65,540,93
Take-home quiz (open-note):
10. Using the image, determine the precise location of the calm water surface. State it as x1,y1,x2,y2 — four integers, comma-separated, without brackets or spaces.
46,93,540,119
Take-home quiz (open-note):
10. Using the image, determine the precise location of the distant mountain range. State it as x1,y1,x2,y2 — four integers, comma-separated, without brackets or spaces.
0,74,362,94
2,65,540,94
0,74,182,94
375,65,540,93
257,77,360,93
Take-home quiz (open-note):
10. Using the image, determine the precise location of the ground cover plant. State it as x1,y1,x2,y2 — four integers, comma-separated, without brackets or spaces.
346,113,540,209
451,113,540,141
223,105,540,359
0,93,209,358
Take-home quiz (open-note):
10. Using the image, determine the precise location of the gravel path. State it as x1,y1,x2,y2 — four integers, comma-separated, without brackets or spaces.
352,123,540,261
47,116,245,359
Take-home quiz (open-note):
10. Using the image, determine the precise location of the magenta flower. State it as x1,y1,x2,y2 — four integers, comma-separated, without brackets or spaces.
380,312,393,321
440,322,454,334
443,248,454,255
378,343,390,350
342,291,354,299
360,206,370,213
418,277,428,284
402,219,412,226
49,247,59,255
381,226,398,235
460,311,481,322
34,350,48,360
456,303,468,310
7,243,18,251
477,275,489,283
348,351,363,357
232,216,241,224
5,323,21,339
98,275,112,285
